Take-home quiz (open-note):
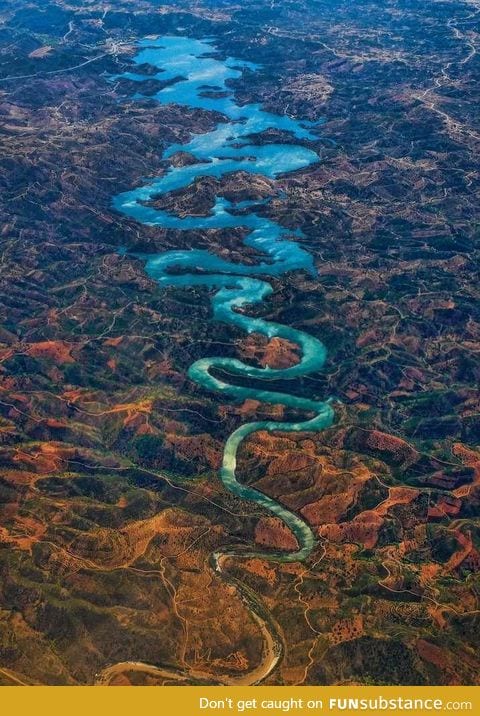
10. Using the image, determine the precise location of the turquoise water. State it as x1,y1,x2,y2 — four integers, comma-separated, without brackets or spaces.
113,36,335,564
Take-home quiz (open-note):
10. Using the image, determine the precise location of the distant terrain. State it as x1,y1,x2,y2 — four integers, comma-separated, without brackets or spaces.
0,0,479,685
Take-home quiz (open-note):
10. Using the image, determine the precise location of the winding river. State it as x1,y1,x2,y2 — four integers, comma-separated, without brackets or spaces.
101,36,335,685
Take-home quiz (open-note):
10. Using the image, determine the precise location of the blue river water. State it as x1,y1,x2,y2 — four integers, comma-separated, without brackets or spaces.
113,36,335,563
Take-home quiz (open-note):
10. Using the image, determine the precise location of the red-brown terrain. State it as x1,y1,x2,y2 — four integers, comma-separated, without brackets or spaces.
0,0,479,686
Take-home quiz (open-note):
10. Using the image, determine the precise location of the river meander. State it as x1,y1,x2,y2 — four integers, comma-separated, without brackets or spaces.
108,35,335,683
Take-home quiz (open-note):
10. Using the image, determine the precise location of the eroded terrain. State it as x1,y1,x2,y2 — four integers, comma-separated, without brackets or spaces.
0,0,479,685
